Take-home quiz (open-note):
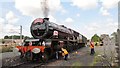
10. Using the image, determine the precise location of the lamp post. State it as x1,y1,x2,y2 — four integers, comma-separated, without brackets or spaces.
12,35,13,45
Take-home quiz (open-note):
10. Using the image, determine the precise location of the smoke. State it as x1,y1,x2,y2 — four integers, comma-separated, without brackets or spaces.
41,0,49,18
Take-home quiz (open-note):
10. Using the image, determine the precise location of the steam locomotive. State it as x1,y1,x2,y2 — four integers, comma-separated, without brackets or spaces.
16,18,87,62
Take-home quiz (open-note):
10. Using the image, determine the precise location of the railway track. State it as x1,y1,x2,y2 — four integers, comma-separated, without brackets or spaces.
11,62,43,68
9,58,57,68
1,46,85,68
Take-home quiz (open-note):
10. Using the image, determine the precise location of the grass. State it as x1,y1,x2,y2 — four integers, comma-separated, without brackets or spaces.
90,51,102,66
72,62,82,68
92,55,102,66
72,62,81,66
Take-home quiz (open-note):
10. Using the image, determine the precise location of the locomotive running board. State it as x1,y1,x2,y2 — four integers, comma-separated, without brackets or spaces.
46,39,77,42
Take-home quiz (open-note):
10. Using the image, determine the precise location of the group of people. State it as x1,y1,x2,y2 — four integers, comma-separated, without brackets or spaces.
58,40,95,61
56,41,69,61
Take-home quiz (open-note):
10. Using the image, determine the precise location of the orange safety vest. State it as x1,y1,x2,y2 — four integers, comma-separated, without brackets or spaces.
90,42,94,48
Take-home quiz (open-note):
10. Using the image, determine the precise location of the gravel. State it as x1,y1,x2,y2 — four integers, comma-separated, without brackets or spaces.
1,51,25,67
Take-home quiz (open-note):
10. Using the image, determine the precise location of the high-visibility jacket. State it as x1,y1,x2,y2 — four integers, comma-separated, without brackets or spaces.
61,48,68,56
90,42,94,49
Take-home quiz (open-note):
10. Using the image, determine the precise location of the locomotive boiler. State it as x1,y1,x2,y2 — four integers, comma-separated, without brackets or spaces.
31,18,75,39
16,18,87,62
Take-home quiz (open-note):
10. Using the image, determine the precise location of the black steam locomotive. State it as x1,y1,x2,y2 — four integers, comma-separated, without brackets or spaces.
16,18,87,62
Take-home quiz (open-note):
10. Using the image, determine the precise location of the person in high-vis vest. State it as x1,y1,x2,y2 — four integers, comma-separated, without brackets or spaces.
90,40,95,55
61,48,69,60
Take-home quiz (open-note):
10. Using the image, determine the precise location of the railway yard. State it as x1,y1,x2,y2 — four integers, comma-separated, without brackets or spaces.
0,0,119,68
0,18,119,67
1,37,119,68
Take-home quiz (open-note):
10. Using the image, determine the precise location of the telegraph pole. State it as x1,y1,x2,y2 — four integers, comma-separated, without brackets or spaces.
20,25,22,42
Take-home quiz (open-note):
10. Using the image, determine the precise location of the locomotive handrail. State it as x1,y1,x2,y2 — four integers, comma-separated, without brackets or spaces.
25,39,40,42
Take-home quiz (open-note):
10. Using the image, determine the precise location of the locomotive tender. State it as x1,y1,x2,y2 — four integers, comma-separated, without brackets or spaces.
16,18,87,62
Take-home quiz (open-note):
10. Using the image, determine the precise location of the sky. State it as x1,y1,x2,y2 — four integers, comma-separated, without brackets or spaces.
0,0,119,39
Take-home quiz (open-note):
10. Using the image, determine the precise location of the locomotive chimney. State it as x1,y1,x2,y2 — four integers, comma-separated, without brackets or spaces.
44,18,49,21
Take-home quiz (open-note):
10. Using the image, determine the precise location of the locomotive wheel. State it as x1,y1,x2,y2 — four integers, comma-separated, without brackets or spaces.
25,51,32,61
42,53,49,63
19,51,24,58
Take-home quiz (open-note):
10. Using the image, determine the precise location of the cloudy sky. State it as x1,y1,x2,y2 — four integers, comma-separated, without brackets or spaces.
0,0,119,39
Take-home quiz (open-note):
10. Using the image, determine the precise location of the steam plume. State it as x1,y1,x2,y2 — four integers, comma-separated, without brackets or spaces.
42,0,49,18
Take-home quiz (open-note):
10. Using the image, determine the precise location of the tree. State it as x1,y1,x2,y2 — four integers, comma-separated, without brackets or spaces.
24,36,30,39
111,32,117,37
4,35,9,39
4,35,30,39
91,34,100,42
111,32,117,42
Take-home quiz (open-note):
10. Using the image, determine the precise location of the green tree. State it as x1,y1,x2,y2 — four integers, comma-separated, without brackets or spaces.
24,36,30,39
13,35,20,39
4,35,9,39
4,35,30,39
91,34,100,42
